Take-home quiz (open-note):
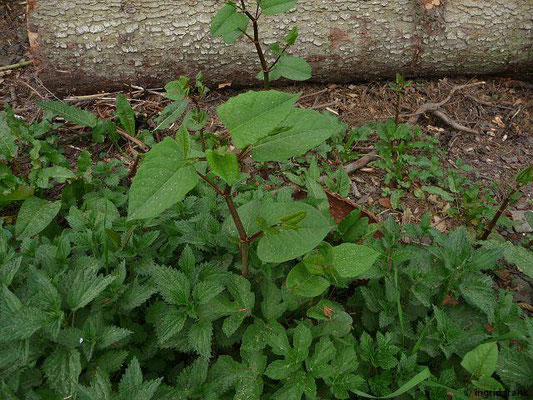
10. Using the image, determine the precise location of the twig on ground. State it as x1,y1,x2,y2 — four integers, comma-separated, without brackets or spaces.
464,94,514,110
116,128,149,152
408,81,485,125
0,60,33,72
431,110,478,134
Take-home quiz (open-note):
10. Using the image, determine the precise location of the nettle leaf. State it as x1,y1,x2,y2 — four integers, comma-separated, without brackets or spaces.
15,197,61,239
286,262,330,297
77,374,112,400
38,100,98,128
116,93,136,136
118,357,161,399
188,320,213,357
206,149,240,185
251,109,337,162
217,90,300,149
0,112,18,160
154,100,189,131
459,273,496,323
226,200,332,263
293,323,312,360
128,137,199,220
42,347,82,399
151,265,190,305
271,56,312,81
210,2,249,44
261,280,287,321
461,342,498,378
149,302,187,343
60,258,116,311
331,243,380,278
222,275,255,336
260,0,298,16
98,326,132,349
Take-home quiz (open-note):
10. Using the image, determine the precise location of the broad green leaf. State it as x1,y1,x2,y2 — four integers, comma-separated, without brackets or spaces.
38,100,98,127
352,367,430,399
332,243,380,278
293,323,312,360
286,262,330,297
458,273,496,322
271,56,311,81
421,186,454,202
116,93,136,136
251,109,336,161
217,90,300,149
482,240,533,279
0,112,17,160
15,197,61,239
461,342,498,378
37,166,76,188
210,3,249,44
154,100,189,131
42,347,82,399
0,185,34,202
264,359,300,380
128,137,199,220
225,200,332,263
206,149,240,185
260,0,298,15
284,27,299,45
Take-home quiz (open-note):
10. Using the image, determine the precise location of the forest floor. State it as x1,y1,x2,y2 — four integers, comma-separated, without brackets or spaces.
1,1,532,301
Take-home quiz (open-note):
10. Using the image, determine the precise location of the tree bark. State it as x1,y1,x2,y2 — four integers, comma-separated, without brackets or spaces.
27,0,533,94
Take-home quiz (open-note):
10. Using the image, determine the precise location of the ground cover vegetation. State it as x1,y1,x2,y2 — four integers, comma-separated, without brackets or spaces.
0,1,532,399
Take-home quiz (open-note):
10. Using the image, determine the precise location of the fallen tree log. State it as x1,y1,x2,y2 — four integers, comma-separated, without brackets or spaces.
27,0,533,94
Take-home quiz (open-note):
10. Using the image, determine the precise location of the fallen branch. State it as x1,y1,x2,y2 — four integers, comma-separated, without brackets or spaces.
116,128,149,152
408,81,485,125
0,60,33,72
431,110,478,134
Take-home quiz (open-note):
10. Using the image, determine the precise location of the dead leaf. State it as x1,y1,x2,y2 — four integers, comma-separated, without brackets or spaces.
218,82,232,89
492,116,505,128
379,198,393,209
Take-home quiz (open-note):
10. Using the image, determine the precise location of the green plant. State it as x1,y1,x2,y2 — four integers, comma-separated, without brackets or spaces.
389,73,412,124
210,0,312,88
0,104,94,207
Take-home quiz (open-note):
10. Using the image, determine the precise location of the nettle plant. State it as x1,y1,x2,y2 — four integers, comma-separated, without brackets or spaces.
127,88,376,285
210,0,312,88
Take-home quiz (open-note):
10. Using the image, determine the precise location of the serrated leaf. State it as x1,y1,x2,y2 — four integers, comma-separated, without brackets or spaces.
251,109,335,162
193,281,224,305
260,0,297,15
271,56,311,81
217,90,300,149
206,149,240,185
98,326,132,349
128,137,199,220
461,342,498,378
60,259,116,311
459,273,496,323
42,347,81,398
188,320,213,357
331,243,380,278
151,265,190,305
153,304,187,343
39,100,98,127
116,93,136,136
15,197,61,239
154,100,189,131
